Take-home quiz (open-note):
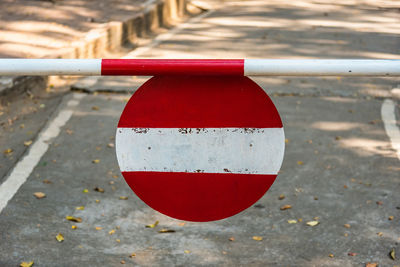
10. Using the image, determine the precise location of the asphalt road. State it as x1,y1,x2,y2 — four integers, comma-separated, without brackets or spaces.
1,1,400,266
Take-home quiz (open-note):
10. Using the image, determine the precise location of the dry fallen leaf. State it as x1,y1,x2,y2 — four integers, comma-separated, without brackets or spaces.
146,220,159,228
120,260,125,264
95,199,100,203
280,204,292,210
252,236,263,241
66,129,74,135
92,106,99,111
76,206,84,210
158,228,176,233
376,201,383,205
388,216,394,220
278,194,285,200
390,248,396,260
95,227,102,230
20,261,34,267
329,254,334,258
72,225,77,230
344,224,351,228
94,187,104,193
344,233,349,237
365,263,378,267
285,138,290,144
116,239,121,243
377,232,383,237
119,196,128,200
33,192,46,199
56,233,64,242
178,222,186,227
287,220,297,224
24,140,33,146
229,237,235,241
42,179,52,184
129,253,136,258
335,136,341,140
3,148,13,155
348,252,357,256
306,221,319,226
297,161,304,165
107,143,115,148
66,216,82,223
92,159,100,164
109,229,116,235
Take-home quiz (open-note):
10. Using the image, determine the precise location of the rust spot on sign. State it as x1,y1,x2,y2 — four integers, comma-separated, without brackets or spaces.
178,128,192,134
243,128,256,134
195,128,207,134
133,128,149,134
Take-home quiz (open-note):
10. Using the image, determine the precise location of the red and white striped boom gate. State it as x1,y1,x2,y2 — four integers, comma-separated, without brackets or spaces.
0,59,399,76
2,58,399,221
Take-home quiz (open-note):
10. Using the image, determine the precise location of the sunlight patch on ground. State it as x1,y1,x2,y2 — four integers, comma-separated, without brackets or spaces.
311,121,363,131
339,137,395,157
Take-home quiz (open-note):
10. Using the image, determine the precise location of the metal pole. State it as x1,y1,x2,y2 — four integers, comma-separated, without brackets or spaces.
0,59,399,76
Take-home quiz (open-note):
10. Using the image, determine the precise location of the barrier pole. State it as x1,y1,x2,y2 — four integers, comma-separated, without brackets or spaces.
0,59,399,76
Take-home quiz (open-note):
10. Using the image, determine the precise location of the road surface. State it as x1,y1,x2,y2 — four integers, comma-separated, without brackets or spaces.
0,1,399,266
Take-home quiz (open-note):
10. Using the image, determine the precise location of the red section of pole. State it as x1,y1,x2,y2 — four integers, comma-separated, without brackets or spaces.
101,59,244,76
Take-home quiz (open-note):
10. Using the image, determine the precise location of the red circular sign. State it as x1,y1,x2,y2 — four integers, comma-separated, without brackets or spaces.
116,75,284,221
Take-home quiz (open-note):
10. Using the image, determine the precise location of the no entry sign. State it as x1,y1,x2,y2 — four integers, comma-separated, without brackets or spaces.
116,75,285,221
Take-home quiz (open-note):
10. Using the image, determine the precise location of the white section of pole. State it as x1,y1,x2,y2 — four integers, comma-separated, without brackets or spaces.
0,59,102,76
244,59,400,76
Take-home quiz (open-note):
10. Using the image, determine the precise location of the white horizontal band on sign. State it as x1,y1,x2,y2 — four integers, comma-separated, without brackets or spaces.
244,59,400,76
116,127,285,175
0,59,101,76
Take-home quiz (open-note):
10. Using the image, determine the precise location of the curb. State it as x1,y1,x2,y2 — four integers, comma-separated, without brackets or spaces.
0,0,197,99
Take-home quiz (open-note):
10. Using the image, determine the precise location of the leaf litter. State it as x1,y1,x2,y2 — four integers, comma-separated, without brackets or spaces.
33,192,46,199
146,220,159,228
20,261,34,267
94,187,104,193
280,204,292,210
158,229,176,233
66,216,82,223
56,233,64,242
306,221,319,226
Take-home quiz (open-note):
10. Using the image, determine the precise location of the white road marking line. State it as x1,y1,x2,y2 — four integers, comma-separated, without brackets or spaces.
381,98,400,160
0,94,85,214
116,127,285,174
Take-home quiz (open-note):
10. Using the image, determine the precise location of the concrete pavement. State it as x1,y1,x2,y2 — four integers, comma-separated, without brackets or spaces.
0,1,400,266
